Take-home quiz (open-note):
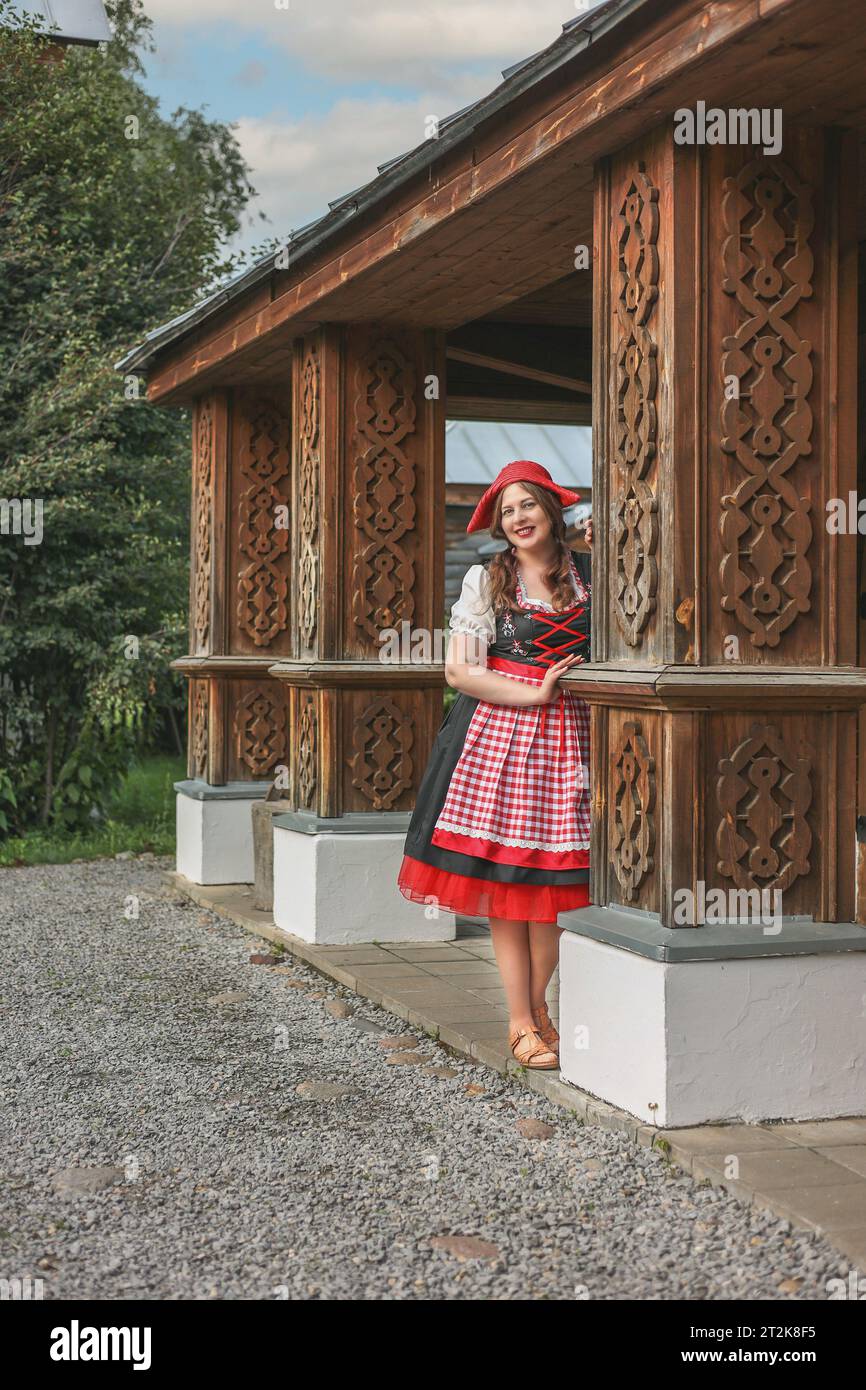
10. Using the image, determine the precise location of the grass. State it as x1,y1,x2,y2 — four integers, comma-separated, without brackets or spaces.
0,753,184,868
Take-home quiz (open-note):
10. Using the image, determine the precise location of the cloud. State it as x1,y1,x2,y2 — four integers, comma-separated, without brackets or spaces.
142,0,584,84
233,88,476,249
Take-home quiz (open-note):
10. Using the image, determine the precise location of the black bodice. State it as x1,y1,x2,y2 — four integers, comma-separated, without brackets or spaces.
485,550,591,669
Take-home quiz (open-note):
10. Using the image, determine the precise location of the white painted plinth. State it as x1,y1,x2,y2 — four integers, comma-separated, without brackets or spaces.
559,930,866,1128
272,825,456,944
176,787,258,885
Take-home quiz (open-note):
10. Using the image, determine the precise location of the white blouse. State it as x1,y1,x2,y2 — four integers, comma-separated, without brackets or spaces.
449,560,585,646
448,564,496,644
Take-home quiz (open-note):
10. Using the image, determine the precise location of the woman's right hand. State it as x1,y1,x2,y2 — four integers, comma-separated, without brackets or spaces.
536,653,579,704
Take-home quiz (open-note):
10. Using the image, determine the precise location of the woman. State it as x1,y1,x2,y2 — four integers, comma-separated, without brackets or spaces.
397,460,592,1071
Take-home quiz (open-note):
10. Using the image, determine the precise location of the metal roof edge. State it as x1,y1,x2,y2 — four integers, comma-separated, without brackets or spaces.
116,0,651,376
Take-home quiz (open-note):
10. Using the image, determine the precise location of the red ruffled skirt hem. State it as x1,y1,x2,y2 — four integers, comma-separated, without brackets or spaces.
397,855,589,923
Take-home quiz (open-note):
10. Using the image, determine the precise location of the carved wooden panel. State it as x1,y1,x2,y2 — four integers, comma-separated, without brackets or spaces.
349,696,414,811
234,686,288,779
610,719,656,901
235,394,291,649
716,721,812,895
351,337,417,646
192,398,214,654
611,165,659,648
296,692,317,812
191,679,208,780
719,158,814,650
297,342,320,653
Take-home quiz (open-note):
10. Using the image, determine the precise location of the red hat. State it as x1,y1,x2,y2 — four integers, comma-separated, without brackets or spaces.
466,460,581,534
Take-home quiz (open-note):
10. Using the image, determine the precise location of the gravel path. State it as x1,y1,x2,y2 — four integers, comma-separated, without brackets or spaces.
0,857,851,1301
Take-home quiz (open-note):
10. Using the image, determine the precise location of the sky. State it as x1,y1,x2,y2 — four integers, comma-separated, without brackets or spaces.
137,0,602,257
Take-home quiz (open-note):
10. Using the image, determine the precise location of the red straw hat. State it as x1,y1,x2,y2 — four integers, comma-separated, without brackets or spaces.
466,460,581,534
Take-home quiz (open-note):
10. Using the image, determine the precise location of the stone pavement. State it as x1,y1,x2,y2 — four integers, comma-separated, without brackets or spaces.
172,873,866,1271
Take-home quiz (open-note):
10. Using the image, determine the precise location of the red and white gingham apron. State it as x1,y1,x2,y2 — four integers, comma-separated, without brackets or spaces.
430,656,591,872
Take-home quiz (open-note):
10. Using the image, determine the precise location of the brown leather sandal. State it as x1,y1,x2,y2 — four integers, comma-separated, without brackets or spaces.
532,1003,560,1055
508,1025,558,1070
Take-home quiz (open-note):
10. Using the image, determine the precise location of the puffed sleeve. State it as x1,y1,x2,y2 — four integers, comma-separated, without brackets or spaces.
449,564,496,644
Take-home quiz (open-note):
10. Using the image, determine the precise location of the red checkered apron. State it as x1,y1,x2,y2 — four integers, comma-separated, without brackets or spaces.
430,654,591,871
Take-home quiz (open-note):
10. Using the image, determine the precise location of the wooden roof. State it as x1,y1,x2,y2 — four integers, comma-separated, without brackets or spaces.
120,0,866,405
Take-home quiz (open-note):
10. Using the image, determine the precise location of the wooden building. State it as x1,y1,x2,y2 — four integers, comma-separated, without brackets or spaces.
119,0,866,1126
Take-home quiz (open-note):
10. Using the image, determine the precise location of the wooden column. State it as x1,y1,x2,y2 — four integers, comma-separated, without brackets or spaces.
574,118,864,926
271,324,446,818
179,385,293,784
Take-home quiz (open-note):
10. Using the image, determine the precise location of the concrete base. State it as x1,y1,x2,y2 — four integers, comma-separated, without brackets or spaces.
559,918,866,1128
272,815,456,944
175,780,270,885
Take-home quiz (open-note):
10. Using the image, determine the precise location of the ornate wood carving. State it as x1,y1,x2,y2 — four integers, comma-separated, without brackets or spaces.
191,680,208,779
612,166,659,647
610,720,656,901
193,399,214,652
719,159,814,648
351,339,417,644
298,344,320,651
350,697,413,810
297,694,317,811
235,687,287,778
237,398,291,648
716,722,812,893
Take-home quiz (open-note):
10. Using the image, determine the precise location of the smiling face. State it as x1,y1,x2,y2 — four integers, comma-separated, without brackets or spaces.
496,482,554,553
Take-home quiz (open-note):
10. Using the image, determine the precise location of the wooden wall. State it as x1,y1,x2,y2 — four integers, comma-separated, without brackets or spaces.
583,117,863,926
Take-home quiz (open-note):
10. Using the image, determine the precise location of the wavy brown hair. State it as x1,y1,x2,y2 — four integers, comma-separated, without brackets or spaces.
486,482,575,614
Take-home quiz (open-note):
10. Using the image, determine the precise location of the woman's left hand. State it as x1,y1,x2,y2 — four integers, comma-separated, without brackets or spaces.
584,519,593,548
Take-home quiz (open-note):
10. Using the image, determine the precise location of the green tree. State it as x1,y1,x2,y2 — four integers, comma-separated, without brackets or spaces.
0,0,257,833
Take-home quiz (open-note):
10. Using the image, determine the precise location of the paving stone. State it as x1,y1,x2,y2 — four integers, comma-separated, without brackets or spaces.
432,1006,508,1024
387,949,469,962
381,979,472,999
754,1182,866,1232
354,962,430,979
706,1149,865,1191
379,1034,421,1050
516,1118,556,1140
206,990,251,1006
323,999,354,1019
438,1022,507,1050
314,948,392,964
431,961,500,976
429,1235,501,1262
814,1146,866,1179
386,1052,431,1066
421,1066,460,1079
52,1167,125,1196
295,1081,356,1101
347,1015,387,1035
451,975,509,991
769,1119,866,1148
660,1124,797,1156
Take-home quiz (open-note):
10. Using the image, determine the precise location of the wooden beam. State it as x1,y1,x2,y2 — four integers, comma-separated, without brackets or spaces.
446,396,591,424
445,346,590,395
